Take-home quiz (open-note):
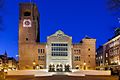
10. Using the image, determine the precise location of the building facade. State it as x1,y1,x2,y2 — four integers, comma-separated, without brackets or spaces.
103,35,120,66
0,52,18,71
72,37,96,70
19,3,96,71
19,3,40,69
96,35,120,69
8,57,18,70
46,30,72,71
0,52,8,70
96,46,104,68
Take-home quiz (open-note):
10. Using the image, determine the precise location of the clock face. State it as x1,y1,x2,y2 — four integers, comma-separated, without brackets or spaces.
23,19,31,27
25,21,30,25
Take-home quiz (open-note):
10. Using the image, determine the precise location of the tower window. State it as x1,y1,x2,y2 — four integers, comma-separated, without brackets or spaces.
26,38,28,41
88,48,90,51
88,61,90,63
88,55,90,57
24,12,31,16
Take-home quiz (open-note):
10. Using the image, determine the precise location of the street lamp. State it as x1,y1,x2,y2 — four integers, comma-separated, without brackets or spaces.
15,55,19,70
84,63,86,65
33,61,36,69
83,62,86,70
16,55,19,57
33,62,36,65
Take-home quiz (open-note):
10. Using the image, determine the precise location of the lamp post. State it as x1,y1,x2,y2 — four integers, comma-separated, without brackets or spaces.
83,62,86,70
16,55,19,70
33,61,36,69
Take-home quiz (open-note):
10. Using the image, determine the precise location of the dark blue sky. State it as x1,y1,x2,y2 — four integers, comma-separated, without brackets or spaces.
0,0,119,58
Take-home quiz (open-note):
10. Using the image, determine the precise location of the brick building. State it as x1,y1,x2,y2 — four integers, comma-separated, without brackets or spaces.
96,30,120,69
19,3,96,71
0,52,17,71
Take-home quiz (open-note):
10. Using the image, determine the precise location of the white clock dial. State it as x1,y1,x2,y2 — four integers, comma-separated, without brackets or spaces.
23,19,31,27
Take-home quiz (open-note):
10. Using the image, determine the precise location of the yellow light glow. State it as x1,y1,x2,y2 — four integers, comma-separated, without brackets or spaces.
33,62,36,65
83,63,86,65
119,62,120,65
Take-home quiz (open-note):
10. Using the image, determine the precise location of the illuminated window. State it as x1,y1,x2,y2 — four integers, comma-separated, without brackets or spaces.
74,56,80,61
51,52,68,56
101,56,102,59
38,56,44,61
51,43,68,56
106,53,108,57
106,60,108,63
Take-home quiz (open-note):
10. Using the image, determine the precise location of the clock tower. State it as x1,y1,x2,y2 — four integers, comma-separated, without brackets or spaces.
19,3,40,43
19,3,40,69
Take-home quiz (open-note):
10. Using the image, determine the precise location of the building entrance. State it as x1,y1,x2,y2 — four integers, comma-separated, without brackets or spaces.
48,64,71,72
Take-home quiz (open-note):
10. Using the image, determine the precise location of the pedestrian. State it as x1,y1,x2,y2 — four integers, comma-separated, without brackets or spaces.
110,67,113,75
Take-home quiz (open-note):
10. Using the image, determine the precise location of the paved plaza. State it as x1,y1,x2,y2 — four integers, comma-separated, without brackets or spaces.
6,75,119,80
0,71,119,80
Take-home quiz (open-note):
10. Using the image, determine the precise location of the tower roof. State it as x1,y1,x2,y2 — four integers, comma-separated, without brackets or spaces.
4,51,7,57
84,35,94,39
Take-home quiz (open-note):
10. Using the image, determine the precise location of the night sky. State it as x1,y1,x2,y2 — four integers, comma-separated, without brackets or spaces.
0,0,119,58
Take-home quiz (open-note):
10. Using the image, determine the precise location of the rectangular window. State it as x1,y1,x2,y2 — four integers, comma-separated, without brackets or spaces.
38,56,44,61
51,43,68,56
40,49,42,53
24,12,31,16
38,49,40,53
74,56,80,61
101,56,103,59
51,43,68,46
38,49,45,54
38,56,40,60
43,49,45,53
51,52,68,56
106,53,108,57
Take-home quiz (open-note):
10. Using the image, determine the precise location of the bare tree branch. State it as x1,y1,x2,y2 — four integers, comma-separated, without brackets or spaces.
107,0,120,11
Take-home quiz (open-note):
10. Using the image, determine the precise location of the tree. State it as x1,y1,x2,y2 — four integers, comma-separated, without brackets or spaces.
107,0,120,36
114,27,120,36
108,0,120,11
